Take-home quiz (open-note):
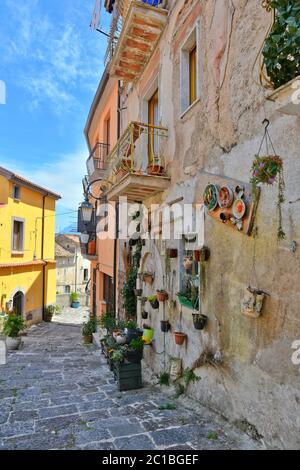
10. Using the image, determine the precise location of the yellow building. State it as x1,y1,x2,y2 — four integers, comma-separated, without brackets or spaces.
0,166,60,325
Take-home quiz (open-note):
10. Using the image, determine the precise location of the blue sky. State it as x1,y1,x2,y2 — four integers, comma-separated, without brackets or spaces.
0,0,110,232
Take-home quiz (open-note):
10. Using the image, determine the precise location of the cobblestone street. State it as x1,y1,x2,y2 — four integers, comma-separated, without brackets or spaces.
0,324,262,450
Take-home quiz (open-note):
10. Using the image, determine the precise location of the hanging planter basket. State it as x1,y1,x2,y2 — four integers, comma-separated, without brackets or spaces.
167,248,178,259
141,311,149,320
192,314,208,330
160,320,171,333
134,288,143,297
143,273,154,285
157,290,169,302
174,332,187,346
250,120,285,241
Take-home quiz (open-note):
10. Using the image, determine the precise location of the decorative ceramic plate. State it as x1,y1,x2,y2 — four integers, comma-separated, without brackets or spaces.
204,184,219,211
232,198,246,219
217,186,234,208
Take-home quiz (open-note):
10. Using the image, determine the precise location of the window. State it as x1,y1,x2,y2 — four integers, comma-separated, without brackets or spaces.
189,46,197,105
83,269,89,282
180,24,200,114
13,185,20,200
12,218,24,252
65,285,71,294
148,90,159,164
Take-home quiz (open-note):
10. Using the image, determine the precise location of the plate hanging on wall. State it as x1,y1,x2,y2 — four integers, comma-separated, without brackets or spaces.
203,184,219,211
217,185,234,208
232,199,246,220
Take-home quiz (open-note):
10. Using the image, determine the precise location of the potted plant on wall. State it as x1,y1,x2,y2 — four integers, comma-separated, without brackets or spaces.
174,326,187,346
142,310,149,320
160,320,171,333
142,324,155,344
192,313,208,331
183,256,193,271
148,295,159,309
157,290,169,302
143,272,154,285
3,313,26,350
124,319,143,343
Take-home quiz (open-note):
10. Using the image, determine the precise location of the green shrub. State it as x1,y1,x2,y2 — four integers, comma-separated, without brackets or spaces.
125,319,137,330
121,267,138,316
3,314,26,338
82,318,97,336
99,311,116,331
263,1,300,89
159,372,170,386
70,292,79,303
130,336,144,352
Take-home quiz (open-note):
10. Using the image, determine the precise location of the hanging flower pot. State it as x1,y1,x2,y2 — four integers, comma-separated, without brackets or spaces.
250,121,285,240
143,273,154,285
174,332,187,346
160,320,171,333
203,184,220,211
134,288,142,297
167,248,178,258
148,295,159,309
192,313,208,330
183,256,193,270
141,310,149,320
156,290,169,302
142,325,154,344
194,247,210,263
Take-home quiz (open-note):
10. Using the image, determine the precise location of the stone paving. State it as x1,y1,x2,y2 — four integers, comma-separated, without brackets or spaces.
52,306,90,325
0,323,263,450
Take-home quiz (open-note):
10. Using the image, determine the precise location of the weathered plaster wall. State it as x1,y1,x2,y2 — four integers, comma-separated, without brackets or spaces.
120,0,300,449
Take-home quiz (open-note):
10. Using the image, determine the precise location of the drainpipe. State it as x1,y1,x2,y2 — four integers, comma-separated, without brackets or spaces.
42,193,48,321
114,80,122,316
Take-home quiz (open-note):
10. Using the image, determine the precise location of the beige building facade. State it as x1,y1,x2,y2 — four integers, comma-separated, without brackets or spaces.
83,0,300,449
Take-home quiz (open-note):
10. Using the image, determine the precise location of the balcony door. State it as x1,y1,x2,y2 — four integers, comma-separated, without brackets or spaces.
148,90,159,165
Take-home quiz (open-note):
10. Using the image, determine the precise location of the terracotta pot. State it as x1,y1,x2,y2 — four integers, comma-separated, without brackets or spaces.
83,334,93,344
143,274,154,285
147,165,164,176
174,332,186,346
157,291,169,302
194,247,210,262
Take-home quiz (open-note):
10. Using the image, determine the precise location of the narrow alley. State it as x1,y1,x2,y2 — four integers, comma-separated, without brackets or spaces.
0,323,262,450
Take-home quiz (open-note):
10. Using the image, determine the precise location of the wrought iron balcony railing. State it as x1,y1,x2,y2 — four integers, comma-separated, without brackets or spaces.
86,142,110,177
104,121,168,185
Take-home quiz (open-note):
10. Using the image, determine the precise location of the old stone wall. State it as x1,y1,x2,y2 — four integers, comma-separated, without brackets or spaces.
120,0,300,449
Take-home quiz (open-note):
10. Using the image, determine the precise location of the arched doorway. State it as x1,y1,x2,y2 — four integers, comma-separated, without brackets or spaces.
13,291,24,317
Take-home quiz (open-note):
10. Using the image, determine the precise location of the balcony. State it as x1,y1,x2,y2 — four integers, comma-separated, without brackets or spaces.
103,121,170,202
86,142,110,183
105,0,168,81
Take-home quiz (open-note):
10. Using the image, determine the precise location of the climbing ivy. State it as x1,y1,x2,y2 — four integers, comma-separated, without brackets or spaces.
263,1,300,89
121,266,138,317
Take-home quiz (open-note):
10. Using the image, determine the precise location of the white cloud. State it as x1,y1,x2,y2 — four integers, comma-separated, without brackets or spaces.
0,149,86,209
1,0,104,114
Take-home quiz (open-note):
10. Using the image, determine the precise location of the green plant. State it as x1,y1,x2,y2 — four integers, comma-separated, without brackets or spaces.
183,368,201,387
251,155,285,240
159,372,170,386
45,304,62,316
121,267,138,316
175,383,186,398
158,402,176,410
82,318,97,337
70,292,79,303
3,313,26,338
262,1,300,89
112,350,124,363
130,336,144,352
125,319,137,330
99,311,116,331
148,295,157,303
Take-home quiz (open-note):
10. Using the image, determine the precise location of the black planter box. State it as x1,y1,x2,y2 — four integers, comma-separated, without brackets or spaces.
124,349,143,364
115,362,143,391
